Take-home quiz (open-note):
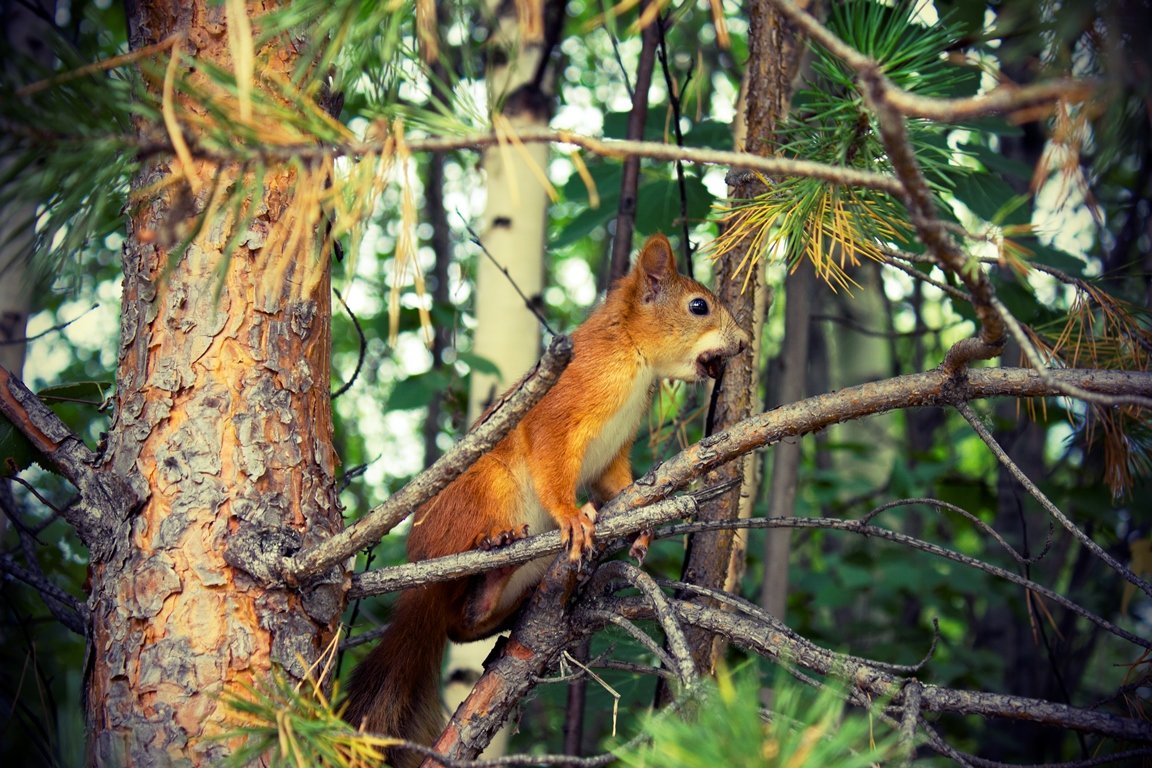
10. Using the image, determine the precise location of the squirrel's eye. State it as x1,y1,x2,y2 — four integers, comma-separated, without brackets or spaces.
688,297,709,316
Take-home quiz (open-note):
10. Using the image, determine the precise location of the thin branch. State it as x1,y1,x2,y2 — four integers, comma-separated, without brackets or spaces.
0,553,87,634
330,287,366,399
463,220,555,336
585,560,697,685
654,517,1148,650
0,303,100,345
860,497,1054,566
116,126,908,197
956,401,1152,599
879,253,972,304
608,0,660,281
655,11,694,259
658,578,938,676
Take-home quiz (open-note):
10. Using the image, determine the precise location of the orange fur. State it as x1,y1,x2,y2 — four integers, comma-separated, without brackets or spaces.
343,234,748,767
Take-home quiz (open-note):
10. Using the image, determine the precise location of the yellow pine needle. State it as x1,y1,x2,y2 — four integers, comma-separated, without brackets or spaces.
496,113,560,203
390,120,435,348
709,0,730,49
633,0,669,33
416,0,440,62
582,0,642,32
491,114,521,207
264,69,359,145
568,149,600,208
516,0,545,41
225,0,255,125
162,38,202,196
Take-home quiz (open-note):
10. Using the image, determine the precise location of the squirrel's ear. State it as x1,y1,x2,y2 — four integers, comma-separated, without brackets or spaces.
636,234,677,302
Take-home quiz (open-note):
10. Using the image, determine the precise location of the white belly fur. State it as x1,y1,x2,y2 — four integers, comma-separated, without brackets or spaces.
580,370,654,486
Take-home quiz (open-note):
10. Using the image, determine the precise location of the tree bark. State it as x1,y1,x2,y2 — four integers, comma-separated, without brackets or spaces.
86,3,343,763
673,0,812,680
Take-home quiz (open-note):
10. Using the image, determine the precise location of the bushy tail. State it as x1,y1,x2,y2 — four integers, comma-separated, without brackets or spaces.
344,587,448,768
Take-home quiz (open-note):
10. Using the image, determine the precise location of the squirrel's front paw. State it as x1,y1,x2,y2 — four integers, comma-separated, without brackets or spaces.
560,503,597,561
476,524,531,550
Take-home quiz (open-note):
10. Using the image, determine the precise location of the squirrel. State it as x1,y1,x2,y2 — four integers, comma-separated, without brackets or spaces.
342,233,749,766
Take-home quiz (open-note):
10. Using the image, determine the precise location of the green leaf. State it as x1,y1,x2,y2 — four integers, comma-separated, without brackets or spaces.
634,174,714,234
455,351,501,377
950,172,1031,226
0,416,42,476
385,369,453,411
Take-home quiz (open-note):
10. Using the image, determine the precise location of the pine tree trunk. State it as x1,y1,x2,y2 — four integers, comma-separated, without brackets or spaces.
675,0,812,678
86,3,343,763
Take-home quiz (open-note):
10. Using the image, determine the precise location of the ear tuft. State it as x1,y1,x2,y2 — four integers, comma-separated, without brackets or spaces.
635,234,678,302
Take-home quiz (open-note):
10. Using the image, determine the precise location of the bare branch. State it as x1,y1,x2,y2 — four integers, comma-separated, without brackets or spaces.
0,552,87,634
956,401,1152,599
350,367,1150,599
655,517,1148,650
613,595,1152,743
351,495,698,598
585,560,697,685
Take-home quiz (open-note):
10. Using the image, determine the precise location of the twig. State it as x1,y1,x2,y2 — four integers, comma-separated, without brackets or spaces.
586,560,697,685
956,402,1152,599
330,287,366,399
879,254,972,304
608,1,660,282
462,220,555,336
118,126,908,196
0,365,139,554
860,497,1054,566
0,553,87,634
0,303,100,345
898,680,923,767
619,594,1152,743
654,516,1149,650
990,295,1152,409
655,11,694,260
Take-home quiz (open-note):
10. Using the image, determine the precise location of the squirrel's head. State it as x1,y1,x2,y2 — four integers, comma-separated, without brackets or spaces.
622,234,750,382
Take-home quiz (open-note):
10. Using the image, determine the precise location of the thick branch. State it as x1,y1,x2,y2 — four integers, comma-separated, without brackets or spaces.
0,365,137,551
351,495,698,598
349,367,1149,598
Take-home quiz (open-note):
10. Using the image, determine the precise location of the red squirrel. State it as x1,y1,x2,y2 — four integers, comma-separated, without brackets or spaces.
343,234,748,765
